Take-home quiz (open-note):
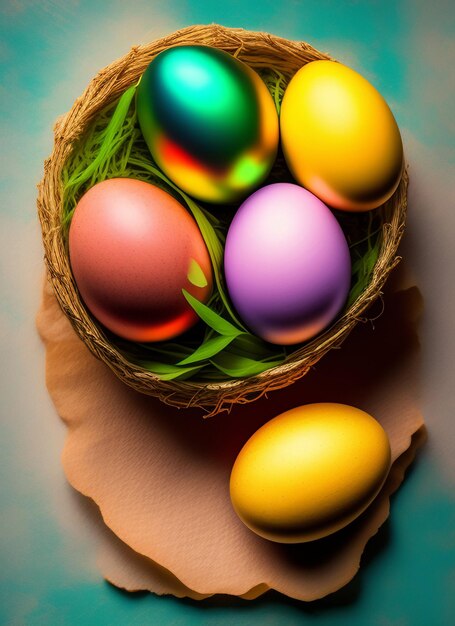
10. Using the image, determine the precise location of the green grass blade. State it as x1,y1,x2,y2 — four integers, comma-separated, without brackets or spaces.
182,290,244,337
177,334,236,365
187,258,208,288
65,84,137,190
138,360,203,380
210,352,283,378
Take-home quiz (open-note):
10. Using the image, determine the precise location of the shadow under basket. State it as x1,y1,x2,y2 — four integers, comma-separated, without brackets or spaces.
37,24,408,416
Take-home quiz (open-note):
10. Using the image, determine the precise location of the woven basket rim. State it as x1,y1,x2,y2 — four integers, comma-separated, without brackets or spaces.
37,23,408,416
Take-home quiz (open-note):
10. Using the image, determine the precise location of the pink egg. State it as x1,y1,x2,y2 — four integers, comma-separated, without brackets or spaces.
69,178,213,342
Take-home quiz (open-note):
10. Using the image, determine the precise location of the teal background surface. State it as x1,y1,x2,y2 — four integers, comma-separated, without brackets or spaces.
1,1,454,624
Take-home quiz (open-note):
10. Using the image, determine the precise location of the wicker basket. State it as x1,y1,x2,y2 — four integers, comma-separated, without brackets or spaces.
37,23,408,415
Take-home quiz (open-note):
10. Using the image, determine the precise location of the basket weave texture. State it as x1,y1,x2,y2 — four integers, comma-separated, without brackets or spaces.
37,23,408,415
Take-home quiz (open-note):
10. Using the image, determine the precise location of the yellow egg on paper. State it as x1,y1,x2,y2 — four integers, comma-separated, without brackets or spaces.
280,60,404,212
230,403,391,543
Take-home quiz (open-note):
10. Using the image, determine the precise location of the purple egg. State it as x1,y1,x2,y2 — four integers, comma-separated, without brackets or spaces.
224,183,351,344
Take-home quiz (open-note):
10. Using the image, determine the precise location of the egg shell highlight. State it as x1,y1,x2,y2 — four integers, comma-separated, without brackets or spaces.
230,403,392,543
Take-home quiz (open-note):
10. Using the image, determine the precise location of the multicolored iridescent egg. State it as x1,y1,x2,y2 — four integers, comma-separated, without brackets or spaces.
136,45,279,204
68,178,213,342
224,183,351,345
280,60,404,212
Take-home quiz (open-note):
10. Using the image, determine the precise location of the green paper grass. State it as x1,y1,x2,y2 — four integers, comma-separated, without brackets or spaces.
61,70,384,382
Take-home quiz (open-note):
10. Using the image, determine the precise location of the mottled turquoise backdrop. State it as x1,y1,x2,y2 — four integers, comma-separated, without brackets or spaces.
1,1,454,625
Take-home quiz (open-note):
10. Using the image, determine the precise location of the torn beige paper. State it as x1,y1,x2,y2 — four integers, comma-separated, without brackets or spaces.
37,270,425,601
96,426,424,601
